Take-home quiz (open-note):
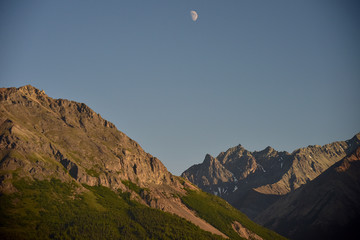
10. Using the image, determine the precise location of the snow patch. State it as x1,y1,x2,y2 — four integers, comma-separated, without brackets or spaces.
258,164,266,173
229,171,238,182
214,191,218,196
281,162,283,168
233,186,238,192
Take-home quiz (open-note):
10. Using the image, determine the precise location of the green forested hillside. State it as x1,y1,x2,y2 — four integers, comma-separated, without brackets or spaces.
181,190,287,240
0,178,224,240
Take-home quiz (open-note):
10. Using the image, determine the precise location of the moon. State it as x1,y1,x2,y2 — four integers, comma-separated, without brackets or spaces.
190,10,198,22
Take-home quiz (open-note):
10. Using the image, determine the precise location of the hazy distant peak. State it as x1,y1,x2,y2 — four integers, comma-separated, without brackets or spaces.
203,154,221,167
264,146,274,152
229,144,245,151
351,132,360,142
183,132,360,223
254,146,276,154
203,153,215,163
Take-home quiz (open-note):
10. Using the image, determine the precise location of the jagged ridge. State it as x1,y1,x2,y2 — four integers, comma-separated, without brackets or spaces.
182,132,360,219
255,146,360,240
0,85,173,189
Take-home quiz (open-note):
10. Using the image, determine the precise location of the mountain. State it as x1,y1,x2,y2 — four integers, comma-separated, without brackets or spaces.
255,146,360,240
182,133,360,219
0,85,285,240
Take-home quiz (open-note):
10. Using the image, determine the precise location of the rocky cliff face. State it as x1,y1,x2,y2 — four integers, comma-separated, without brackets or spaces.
255,146,360,240
0,85,230,237
182,133,360,218
0,85,174,190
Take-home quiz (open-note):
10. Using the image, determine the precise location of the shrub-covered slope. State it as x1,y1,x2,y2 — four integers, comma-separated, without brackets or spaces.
0,178,224,240
181,190,286,240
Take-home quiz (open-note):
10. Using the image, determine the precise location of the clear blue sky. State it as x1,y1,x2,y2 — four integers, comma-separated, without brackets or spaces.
1,0,359,175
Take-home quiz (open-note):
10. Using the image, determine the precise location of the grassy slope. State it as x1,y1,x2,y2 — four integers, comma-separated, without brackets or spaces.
181,190,287,240
0,179,224,240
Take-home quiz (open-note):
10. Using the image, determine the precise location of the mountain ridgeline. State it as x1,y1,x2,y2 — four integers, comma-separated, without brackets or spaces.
255,146,360,240
0,85,285,240
182,133,360,239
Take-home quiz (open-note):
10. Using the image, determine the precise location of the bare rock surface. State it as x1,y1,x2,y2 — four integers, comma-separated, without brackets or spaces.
231,221,263,240
0,85,173,188
182,133,360,219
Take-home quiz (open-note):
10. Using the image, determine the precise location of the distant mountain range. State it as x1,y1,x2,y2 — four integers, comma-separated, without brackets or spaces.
182,132,360,239
256,146,360,240
0,85,285,240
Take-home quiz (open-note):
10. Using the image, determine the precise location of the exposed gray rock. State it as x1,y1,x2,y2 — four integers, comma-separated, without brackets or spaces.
182,133,360,219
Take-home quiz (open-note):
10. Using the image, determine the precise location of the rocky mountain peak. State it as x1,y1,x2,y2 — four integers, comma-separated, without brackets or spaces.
256,146,360,240
0,86,289,239
1,85,215,232
19,84,44,93
349,132,360,144
253,146,278,159
216,144,247,164
233,144,244,150
203,153,215,164
182,133,360,219
227,144,245,153
263,146,274,153
0,85,175,190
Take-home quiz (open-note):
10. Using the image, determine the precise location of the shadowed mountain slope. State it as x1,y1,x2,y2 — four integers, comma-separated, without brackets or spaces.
255,146,360,240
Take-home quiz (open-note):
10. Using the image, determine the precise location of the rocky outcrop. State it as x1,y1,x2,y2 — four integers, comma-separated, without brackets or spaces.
0,85,231,238
0,85,173,189
182,133,360,219
184,154,235,188
255,147,360,240
232,221,263,240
